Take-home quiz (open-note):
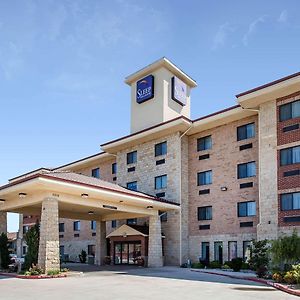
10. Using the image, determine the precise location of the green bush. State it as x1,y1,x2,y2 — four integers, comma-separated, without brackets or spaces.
284,271,296,285
241,262,249,270
24,265,43,276
79,250,87,263
248,239,269,277
221,264,231,270
61,268,69,273
0,233,10,269
231,258,243,272
24,223,40,270
272,272,284,283
291,264,300,284
209,261,222,269
191,262,204,269
47,269,60,276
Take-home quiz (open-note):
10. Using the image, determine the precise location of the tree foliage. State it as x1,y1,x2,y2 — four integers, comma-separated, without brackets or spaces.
270,230,300,269
0,233,10,269
248,239,269,277
24,223,40,270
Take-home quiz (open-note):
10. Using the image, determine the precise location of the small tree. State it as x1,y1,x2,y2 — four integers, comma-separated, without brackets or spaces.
270,230,300,270
24,222,40,270
0,233,10,269
248,239,269,278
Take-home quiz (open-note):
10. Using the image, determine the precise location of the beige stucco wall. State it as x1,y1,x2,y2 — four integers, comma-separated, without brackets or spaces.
130,67,191,133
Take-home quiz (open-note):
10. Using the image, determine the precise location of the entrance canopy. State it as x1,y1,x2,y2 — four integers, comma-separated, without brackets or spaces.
0,171,180,221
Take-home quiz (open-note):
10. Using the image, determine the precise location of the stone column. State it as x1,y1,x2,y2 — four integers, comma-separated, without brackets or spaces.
0,212,7,234
38,198,60,273
148,214,163,267
95,220,106,265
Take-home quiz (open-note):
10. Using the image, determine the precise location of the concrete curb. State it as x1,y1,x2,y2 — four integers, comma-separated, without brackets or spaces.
0,272,67,280
191,269,300,297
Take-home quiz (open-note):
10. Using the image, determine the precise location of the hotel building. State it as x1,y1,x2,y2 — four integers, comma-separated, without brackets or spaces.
0,58,299,271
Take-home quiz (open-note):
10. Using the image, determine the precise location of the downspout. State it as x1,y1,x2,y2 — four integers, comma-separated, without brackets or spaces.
178,123,193,266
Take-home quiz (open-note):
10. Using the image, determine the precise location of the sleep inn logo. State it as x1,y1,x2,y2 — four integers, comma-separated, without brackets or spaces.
136,75,154,103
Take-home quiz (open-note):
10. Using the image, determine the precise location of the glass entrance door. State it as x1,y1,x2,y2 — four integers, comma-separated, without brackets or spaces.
114,242,141,265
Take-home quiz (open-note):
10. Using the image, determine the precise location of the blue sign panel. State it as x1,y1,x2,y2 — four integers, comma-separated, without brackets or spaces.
171,76,187,106
136,75,154,103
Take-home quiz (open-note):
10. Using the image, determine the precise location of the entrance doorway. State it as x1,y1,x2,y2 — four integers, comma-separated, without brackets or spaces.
214,241,223,264
114,242,141,265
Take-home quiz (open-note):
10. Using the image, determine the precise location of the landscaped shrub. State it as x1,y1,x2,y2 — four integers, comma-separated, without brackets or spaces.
291,264,300,284
248,239,269,277
221,264,231,270
272,272,284,283
284,271,296,285
230,258,243,272
24,265,43,276
79,250,87,263
241,262,250,270
270,230,300,270
0,233,10,269
224,261,232,269
191,262,204,269
209,260,222,269
47,269,60,276
24,222,40,270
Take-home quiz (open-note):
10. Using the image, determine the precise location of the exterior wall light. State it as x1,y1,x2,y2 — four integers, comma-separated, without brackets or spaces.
88,211,94,215
0,199,5,202
220,187,228,191
147,206,153,209
19,193,27,198
81,193,89,198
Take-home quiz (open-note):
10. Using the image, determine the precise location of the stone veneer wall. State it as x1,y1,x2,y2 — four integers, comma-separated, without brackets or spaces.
0,212,7,234
188,115,259,262
116,132,186,265
257,100,278,240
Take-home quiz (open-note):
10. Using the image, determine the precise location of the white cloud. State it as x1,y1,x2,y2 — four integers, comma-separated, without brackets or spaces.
242,15,267,46
278,10,288,23
212,22,235,50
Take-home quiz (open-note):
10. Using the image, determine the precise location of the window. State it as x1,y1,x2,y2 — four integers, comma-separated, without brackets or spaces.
88,245,95,257
228,241,237,261
197,135,212,151
237,123,255,141
92,168,100,178
238,201,256,217
59,245,65,256
237,162,256,179
201,242,210,262
23,225,29,235
280,146,300,166
214,242,223,264
127,151,137,164
91,221,96,231
73,221,80,231
127,181,137,191
279,100,300,121
23,246,27,256
281,192,300,211
197,170,212,186
155,141,167,157
112,163,117,174
155,175,167,189
59,223,65,233
243,241,252,262
126,218,137,225
198,206,212,220
111,220,117,228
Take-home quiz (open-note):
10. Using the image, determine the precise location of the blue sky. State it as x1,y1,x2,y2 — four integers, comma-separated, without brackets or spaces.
1,0,300,231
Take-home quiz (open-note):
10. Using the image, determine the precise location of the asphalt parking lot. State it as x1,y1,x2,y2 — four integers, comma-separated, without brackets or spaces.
0,266,297,300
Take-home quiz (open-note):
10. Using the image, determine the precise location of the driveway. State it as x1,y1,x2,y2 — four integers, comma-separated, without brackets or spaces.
0,266,297,300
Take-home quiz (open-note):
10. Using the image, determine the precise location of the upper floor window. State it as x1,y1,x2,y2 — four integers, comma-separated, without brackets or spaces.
59,223,65,233
73,221,80,231
111,220,117,228
197,135,212,151
127,218,137,225
127,151,137,165
197,170,212,186
238,201,256,217
281,192,300,211
280,100,300,121
23,225,29,235
237,123,255,141
112,163,117,174
92,168,100,178
280,146,300,166
91,221,96,231
127,181,137,191
155,141,167,157
155,175,167,189
198,206,212,220
237,162,256,179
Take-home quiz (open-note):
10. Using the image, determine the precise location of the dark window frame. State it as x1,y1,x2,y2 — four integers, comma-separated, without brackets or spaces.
112,163,117,174
91,168,100,178
281,192,300,211
197,135,212,151
237,161,256,179
155,175,167,190
280,146,300,166
279,100,300,122
59,223,65,233
126,181,138,191
155,141,167,157
127,151,137,165
237,123,255,141
197,170,212,186
197,206,212,221
237,201,256,217
73,221,80,231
